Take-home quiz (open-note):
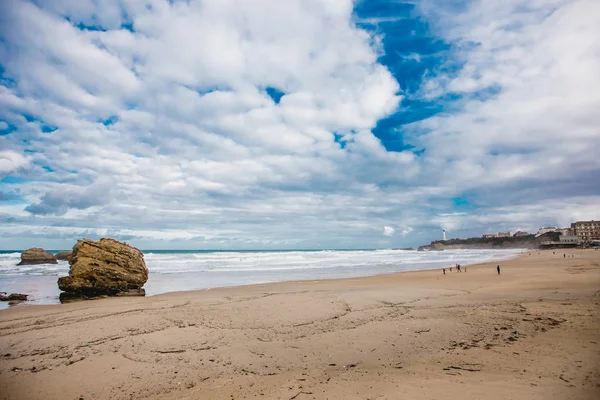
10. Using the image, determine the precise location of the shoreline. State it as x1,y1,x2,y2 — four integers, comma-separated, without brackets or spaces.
150,249,526,300
1,248,524,309
1,249,599,400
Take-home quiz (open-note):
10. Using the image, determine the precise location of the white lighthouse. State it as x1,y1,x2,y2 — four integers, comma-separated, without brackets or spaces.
443,229,447,241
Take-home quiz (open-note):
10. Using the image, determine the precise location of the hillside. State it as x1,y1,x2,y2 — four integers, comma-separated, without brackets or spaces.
417,232,560,251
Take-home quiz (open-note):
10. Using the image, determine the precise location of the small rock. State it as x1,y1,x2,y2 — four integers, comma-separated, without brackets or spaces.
55,251,72,261
0,293,28,302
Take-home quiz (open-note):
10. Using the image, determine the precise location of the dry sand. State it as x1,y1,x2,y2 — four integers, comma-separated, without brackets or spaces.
1,249,599,400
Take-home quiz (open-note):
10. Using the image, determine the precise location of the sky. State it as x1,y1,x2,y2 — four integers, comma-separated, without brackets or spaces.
1,0,599,250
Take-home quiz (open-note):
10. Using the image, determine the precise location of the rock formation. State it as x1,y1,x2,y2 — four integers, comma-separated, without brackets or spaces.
57,238,149,301
17,248,58,265
54,251,72,261
0,293,28,301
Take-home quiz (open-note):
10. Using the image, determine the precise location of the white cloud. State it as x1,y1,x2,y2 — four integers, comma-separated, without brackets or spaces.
400,226,413,236
411,0,600,193
0,150,30,175
0,0,598,249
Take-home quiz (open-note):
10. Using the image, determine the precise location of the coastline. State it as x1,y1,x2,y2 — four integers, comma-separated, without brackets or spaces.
1,248,523,308
1,249,599,399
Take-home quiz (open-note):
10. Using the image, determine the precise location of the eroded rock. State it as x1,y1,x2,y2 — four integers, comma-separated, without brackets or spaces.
17,248,57,266
54,251,72,261
57,238,148,300
0,293,28,301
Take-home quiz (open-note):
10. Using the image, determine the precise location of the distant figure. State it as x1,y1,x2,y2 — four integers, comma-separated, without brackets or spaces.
553,251,555,255
457,264,461,272
564,254,566,258
450,267,453,272
497,265,501,275
443,268,446,275
464,267,467,272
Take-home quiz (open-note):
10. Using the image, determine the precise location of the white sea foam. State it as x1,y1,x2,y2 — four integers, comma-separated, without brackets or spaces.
0,248,523,307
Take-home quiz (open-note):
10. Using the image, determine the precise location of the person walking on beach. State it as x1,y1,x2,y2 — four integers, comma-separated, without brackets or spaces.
443,268,446,275
457,264,461,273
497,265,501,275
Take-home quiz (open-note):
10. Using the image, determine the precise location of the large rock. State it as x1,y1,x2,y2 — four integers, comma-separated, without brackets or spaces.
54,251,72,261
17,248,58,265
57,238,148,300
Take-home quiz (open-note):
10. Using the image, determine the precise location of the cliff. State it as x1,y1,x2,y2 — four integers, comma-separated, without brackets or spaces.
417,232,561,251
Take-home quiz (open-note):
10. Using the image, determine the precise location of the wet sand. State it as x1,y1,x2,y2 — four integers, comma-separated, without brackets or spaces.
1,249,599,399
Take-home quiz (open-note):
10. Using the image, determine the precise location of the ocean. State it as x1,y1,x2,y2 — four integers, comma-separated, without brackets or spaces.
0,248,522,308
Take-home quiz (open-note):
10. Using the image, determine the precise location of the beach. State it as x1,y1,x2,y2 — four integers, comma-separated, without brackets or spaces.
1,249,599,399
0,248,523,307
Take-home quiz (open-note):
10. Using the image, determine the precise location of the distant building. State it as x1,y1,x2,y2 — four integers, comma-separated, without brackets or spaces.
559,235,579,244
482,234,497,238
536,226,559,237
497,231,511,238
513,231,530,237
571,220,600,241
559,228,573,236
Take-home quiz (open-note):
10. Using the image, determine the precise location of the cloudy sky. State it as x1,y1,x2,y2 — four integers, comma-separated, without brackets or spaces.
1,0,599,250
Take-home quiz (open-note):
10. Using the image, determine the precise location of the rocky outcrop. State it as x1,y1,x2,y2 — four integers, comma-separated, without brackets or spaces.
57,238,149,301
417,232,561,251
54,251,72,261
0,293,28,301
17,248,58,265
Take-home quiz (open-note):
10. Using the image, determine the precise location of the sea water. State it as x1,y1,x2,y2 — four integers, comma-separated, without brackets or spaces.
0,248,522,308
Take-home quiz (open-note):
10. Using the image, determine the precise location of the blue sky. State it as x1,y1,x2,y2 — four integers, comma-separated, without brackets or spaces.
0,0,599,250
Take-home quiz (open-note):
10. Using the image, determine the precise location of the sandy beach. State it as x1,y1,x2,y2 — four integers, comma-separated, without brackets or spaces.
1,249,599,400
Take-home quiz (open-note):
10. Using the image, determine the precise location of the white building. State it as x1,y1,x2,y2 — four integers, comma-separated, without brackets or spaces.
497,231,511,238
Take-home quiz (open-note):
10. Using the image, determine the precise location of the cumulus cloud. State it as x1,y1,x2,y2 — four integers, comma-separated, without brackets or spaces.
0,0,598,249
400,226,413,236
25,178,113,216
0,150,30,175
411,0,600,192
